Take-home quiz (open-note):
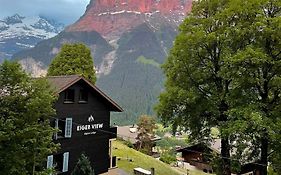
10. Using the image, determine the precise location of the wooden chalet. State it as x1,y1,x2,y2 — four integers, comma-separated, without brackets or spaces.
177,142,218,174
46,75,123,174
177,139,261,175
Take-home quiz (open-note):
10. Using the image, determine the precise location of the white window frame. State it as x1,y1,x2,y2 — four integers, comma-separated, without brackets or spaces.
54,119,59,140
47,155,53,169
62,152,69,172
65,118,72,138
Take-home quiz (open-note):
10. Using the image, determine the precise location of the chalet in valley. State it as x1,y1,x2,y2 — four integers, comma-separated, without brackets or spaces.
177,139,261,175
46,75,122,174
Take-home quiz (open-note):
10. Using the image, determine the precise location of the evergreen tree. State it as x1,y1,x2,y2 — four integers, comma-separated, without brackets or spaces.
72,153,95,175
47,43,96,84
0,61,57,175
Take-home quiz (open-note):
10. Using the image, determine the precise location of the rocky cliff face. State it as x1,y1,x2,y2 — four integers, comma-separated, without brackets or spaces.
67,0,192,38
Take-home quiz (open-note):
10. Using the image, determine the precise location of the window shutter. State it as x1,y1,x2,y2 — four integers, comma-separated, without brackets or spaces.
62,152,69,172
54,119,58,140
65,118,72,138
47,155,53,169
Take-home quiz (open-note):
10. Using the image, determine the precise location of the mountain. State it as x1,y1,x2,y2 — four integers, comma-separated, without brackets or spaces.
67,0,192,39
0,14,64,62
12,0,193,125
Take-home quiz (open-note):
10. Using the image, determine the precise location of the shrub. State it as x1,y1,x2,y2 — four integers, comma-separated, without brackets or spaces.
159,152,176,164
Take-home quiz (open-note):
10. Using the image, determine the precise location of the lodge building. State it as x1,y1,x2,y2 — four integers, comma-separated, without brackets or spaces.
46,75,123,174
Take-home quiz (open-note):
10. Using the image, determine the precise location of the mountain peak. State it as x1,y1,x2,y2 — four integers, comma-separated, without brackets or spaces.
4,14,25,25
87,0,191,14
0,15,65,61
67,0,192,38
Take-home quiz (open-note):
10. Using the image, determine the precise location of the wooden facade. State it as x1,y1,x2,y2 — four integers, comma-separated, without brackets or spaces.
46,75,122,175
177,142,261,175
177,144,214,173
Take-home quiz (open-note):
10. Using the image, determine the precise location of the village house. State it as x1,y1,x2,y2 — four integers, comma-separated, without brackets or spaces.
45,75,123,174
176,139,261,175
117,125,161,155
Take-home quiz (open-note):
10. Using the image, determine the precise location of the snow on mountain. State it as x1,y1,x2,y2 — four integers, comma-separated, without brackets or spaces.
0,14,64,62
0,14,64,41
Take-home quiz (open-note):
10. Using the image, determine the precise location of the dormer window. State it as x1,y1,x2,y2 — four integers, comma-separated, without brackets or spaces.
79,89,88,103
64,89,75,103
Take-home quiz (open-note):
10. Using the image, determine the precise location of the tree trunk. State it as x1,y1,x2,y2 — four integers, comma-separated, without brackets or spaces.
260,131,268,175
219,100,231,175
221,137,231,175
32,153,35,175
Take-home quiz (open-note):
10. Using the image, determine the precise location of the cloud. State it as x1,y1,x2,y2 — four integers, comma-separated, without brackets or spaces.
0,0,90,24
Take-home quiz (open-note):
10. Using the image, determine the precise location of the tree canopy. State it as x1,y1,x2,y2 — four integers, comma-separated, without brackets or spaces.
0,60,57,175
155,0,281,174
136,115,157,155
47,43,97,84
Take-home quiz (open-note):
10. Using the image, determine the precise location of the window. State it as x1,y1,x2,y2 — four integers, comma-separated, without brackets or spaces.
79,89,88,103
64,89,75,103
53,118,72,139
47,152,69,173
47,155,53,169
62,152,69,172
65,118,72,138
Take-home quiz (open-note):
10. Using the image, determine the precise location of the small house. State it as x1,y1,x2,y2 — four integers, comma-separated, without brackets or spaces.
177,139,261,175
46,75,123,174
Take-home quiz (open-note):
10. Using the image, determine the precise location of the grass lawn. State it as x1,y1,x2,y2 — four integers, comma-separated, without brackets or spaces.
112,140,211,175
112,140,180,175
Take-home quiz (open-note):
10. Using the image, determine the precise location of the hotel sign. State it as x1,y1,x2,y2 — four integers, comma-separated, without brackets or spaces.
76,115,104,136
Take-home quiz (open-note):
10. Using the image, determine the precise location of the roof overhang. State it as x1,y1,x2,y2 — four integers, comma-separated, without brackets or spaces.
47,75,123,112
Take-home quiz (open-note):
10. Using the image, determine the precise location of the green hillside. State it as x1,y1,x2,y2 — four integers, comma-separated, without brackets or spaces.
112,140,180,175
98,24,168,125
112,141,209,175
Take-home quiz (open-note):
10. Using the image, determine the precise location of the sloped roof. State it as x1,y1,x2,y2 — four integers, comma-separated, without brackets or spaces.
117,125,161,144
177,139,221,154
47,75,123,112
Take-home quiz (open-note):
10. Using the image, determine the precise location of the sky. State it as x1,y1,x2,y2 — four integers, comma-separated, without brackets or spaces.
0,0,90,24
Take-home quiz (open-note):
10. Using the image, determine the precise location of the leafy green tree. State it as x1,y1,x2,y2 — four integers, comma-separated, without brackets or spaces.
47,43,96,84
136,115,157,155
0,61,57,175
224,1,281,174
156,0,239,174
72,153,95,175
156,0,281,175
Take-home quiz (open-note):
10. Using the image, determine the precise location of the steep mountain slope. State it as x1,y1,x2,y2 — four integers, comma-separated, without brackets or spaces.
0,14,64,62
12,0,193,125
14,31,113,76
98,23,173,124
